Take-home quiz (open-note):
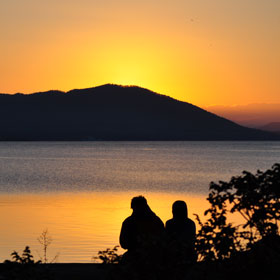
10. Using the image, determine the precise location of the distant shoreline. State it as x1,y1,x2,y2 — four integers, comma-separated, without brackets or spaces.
1,139,280,142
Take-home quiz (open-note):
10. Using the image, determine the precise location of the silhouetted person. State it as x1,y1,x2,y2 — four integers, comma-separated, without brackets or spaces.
120,196,164,254
118,196,165,279
165,201,197,266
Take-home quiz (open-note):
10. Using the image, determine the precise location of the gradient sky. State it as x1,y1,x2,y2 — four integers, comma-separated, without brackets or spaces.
1,0,279,106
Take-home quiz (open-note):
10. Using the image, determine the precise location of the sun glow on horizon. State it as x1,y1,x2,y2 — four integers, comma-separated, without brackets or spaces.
0,0,279,106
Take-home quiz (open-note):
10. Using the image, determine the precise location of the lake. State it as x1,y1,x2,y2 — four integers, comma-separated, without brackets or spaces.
0,141,279,262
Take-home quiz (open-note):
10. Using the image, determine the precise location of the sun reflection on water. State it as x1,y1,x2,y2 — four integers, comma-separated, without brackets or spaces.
0,191,214,262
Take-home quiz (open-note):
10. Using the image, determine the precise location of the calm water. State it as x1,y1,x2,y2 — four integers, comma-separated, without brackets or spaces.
0,141,279,262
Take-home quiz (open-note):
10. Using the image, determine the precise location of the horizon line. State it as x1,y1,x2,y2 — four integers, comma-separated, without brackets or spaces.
1,83,279,108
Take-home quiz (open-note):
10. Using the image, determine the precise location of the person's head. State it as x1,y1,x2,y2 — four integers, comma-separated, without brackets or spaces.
172,200,188,219
131,196,149,214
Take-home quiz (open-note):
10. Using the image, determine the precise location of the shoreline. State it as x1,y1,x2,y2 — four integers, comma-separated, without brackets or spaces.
0,263,107,280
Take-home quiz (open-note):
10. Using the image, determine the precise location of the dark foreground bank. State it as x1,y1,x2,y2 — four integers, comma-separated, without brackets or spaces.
0,263,107,280
1,250,279,280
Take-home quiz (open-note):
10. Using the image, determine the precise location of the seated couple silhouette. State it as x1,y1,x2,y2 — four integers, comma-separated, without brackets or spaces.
119,196,196,266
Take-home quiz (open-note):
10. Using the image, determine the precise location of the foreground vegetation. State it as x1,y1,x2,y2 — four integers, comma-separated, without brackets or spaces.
1,164,279,279
190,162,280,279
97,163,280,279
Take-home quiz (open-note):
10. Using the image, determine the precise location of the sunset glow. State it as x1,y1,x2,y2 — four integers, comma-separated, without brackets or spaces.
1,0,279,106
1,2,279,270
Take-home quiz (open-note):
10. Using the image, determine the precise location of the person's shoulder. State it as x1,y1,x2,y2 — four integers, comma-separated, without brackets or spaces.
165,218,175,228
187,218,196,227
150,214,164,229
154,214,164,223
165,219,173,225
122,215,133,225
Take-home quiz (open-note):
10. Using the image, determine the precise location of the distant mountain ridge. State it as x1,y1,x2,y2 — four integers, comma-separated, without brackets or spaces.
0,84,278,140
259,122,280,133
204,103,280,127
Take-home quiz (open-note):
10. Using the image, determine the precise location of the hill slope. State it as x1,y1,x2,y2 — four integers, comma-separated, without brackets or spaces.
0,84,278,140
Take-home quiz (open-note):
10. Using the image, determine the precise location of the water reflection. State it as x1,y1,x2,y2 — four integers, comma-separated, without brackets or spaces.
0,192,212,262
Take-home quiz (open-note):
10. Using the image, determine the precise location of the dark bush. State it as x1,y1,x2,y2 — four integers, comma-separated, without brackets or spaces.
195,163,280,262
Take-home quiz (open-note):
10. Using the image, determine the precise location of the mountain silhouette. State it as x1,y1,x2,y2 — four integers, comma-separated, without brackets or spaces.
0,84,278,140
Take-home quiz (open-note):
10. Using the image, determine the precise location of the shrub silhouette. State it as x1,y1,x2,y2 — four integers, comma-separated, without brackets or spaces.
5,246,41,265
94,245,123,264
3,230,58,280
195,163,280,262
3,246,47,280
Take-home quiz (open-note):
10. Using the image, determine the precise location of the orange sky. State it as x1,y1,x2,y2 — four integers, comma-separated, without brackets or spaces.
0,0,279,106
